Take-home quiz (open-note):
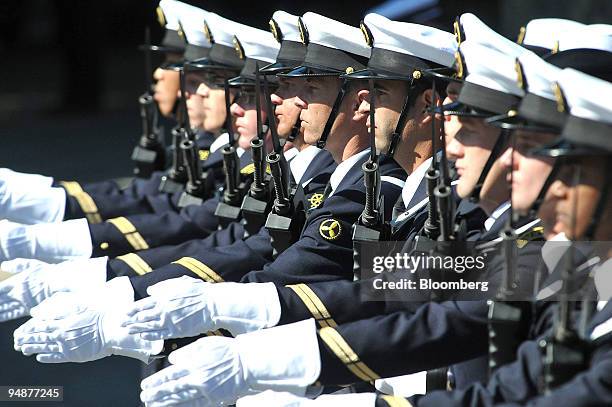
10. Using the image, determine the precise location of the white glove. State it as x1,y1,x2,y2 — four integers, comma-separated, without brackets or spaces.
237,391,377,407
0,169,66,224
121,276,281,339
140,319,321,407
0,256,108,322
0,218,93,263
13,277,162,363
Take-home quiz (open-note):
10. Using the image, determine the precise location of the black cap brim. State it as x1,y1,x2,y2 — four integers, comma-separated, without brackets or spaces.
277,64,341,78
341,68,412,81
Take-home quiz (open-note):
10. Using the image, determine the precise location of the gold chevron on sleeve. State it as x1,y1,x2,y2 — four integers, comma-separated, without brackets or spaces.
107,217,150,250
59,181,102,224
380,395,413,407
116,253,153,275
286,284,338,328
318,327,380,382
172,257,224,283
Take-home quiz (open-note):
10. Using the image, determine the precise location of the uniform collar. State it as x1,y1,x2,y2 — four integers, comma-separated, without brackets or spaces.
484,201,511,231
209,133,229,153
290,145,321,186
209,132,246,157
328,149,370,197
402,157,432,208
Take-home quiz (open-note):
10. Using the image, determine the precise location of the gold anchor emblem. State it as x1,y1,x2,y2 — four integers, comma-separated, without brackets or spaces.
319,219,341,240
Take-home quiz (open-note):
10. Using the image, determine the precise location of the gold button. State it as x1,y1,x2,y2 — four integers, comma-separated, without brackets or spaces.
100,242,109,250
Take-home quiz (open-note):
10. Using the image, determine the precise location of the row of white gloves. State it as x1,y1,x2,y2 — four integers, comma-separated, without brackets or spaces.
13,277,321,407
0,168,67,225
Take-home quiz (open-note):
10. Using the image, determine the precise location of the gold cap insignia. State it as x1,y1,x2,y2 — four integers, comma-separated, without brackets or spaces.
319,219,342,240
177,20,187,43
360,21,374,47
552,82,567,113
308,193,324,209
345,66,354,74
412,70,422,80
551,40,560,54
156,6,166,27
270,19,282,43
453,18,464,45
233,36,245,60
516,26,526,45
203,20,214,43
454,51,465,79
515,58,526,91
298,17,309,45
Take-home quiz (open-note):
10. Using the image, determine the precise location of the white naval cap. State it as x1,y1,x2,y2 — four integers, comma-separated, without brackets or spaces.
555,24,612,53
556,68,612,151
457,40,524,114
234,29,280,64
301,12,370,58
461,41,524,97
158,0,180,31
194,13,250,69
270,11,302,43
458,13,530,57
557,68,612,124
281,12,370,76
262,11,308,74
519,18,585,54
176,3,211,49
514,52,565,127
363,13,457,68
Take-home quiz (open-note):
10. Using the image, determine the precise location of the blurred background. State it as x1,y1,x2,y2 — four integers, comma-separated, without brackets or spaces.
0,0,610,405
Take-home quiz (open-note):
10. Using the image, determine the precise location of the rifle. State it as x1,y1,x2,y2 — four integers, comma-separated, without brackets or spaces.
132,26,166,178
486,132,531,377
158,66,190,193
352,79,390,280
541,167,588,393
240,63,272,237
214,80,244,227
263,74,303,257
177,66,213,207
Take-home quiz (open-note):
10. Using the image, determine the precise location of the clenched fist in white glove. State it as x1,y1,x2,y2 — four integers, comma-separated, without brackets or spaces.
0,218,93,263
0,257,108,322
0,169,66,224
139,319,321,407
121,276,281,340
13,277,163,363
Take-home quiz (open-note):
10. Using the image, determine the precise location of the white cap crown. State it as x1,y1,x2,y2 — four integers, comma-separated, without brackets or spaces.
301,12,370,58
270,11,301,43
234,28,280,63
363,13,457,67
557,68,612,124
518,52,562,100
175,2,211,48
521,18,585,50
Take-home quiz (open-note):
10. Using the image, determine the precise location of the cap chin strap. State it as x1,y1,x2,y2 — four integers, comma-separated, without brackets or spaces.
584,160,611,240
287,122,300,142
387,79,419,159
469,127,511,203
529,161,560,219
316,79,349,149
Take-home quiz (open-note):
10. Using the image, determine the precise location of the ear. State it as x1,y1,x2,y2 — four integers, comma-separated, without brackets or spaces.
419,88,438,126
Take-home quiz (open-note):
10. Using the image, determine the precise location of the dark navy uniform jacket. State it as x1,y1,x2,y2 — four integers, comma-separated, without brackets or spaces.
106,150,337,279
123,152,405,298
58,131,236,223
395,299,612,407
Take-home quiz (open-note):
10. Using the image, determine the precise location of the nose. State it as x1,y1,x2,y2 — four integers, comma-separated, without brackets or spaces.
499,146,514,170
230,102,245,118
153,68,164,81
271,93,283,106
196,83,209,97
294,96,307,109
446,136,463,160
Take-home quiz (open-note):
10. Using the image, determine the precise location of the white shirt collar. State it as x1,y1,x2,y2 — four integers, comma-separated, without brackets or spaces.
209,133,229,153
484,201,511,231
402,157,432,208
284,147,299,162
290,146,321,186
328,149,370,197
